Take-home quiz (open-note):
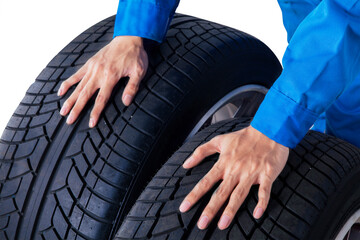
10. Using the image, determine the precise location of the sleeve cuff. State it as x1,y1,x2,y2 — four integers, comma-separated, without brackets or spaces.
113,1,172,43
250,86,319,148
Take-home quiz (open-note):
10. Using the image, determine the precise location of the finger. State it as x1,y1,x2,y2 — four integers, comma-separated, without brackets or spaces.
179,160,223,213
66,81,97,125
183,136,221,169
59,72,89,116
58,65,87,96
197,173,238,230
253,176,272,219
89,79,116,128
217,177,252,230
122,72,142,106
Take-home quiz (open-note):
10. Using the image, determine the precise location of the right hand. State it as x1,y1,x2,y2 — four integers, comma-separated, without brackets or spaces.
57,35,148,128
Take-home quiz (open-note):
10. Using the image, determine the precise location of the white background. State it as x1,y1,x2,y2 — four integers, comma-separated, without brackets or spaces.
0,0,287,133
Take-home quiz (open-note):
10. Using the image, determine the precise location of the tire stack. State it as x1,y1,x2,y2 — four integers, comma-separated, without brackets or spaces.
3,12,359,240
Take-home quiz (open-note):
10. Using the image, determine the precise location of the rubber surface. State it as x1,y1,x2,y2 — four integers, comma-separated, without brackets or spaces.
0,14,281,240
115,117,360,240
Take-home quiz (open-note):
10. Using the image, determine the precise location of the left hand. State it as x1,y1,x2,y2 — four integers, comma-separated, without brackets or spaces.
178,125,289,230
58,36,148,128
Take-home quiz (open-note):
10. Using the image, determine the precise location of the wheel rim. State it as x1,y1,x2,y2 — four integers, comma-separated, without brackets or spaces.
185,84,268,142
335,209,360,240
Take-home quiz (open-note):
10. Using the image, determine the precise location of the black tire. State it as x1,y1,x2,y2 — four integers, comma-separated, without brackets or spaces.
0,14,281,240
115,117,360,240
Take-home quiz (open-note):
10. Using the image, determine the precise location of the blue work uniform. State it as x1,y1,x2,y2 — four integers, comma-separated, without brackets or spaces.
113,0,360,149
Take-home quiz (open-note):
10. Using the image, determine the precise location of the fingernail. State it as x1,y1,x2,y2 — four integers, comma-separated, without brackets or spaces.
89,118,95,128
60,105,67,115
123,94,133,106
57,86,63,96
254,207,264,219
179,200,191,212
183,156,193,167
67,114,74,124
198,215,209,229
218,214,231,229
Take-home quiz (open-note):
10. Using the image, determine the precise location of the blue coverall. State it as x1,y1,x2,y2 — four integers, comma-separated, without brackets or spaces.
113,0,360,149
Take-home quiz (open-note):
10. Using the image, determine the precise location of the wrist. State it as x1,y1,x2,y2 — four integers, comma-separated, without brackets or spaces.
247,125,288,149
113,35,144,47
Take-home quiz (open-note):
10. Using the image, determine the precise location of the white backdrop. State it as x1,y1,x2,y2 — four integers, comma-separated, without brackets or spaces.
0,0,287,132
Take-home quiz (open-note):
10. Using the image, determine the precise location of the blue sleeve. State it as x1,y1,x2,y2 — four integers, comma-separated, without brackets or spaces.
277,0,321,43
113,0,180,43
250,0,360,148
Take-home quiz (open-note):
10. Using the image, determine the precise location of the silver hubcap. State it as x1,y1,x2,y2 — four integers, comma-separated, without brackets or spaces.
185,84,268,142
335,209,360,240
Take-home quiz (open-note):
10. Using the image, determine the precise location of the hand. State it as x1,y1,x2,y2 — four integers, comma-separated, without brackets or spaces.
178,125,289,230
57,36,148,128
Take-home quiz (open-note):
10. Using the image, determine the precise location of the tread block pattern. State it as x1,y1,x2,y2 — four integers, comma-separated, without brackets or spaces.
115,118,360,240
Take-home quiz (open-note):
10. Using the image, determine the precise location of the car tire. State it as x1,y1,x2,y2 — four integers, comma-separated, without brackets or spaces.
115,117,360,240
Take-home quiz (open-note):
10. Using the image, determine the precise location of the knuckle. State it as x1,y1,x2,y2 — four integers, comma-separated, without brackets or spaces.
64,97,74,106
215,186,227,198
80,89,91,99
90,110,98,119
204,206,215,216
95,62,105,72
245,170,255,179
136,67,145,76
231,165,242,176
266,167,276,177
62,99,69,106
227,172,236,182
130,82,139,91
68,94,79,105
75,83,84,93
103,67,116,78
214,162,223,172
199,176,211,189
96,93,107,104
224,206,235,216
91,100,101,110
66,88,79,99
249,164,259,175
187,191,200,203
128,82,139,91
108,64,118,73
260,185,271,198
102,66,109,76
261,185,270,194
90,108,100,119
70,108,79,116
264,174,273,184
258,198,268,208
134,63,145,73
234,189,244,202
241,171,251,181
193,147,204,158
